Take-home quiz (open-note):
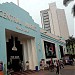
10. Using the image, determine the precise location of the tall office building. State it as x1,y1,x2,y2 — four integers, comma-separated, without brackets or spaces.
40,3,69,40
40,9,51,33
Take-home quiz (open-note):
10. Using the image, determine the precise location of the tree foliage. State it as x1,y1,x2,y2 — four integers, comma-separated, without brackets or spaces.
66,36,75,45
63,0,75,16
66,36,75,55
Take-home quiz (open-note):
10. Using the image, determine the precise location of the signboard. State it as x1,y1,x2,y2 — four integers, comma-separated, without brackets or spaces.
0,10,36,31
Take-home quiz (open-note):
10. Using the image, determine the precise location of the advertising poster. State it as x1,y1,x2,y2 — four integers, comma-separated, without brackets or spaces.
44,41,56,58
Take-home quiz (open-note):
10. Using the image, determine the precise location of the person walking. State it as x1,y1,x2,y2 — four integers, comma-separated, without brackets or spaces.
40,61,42,70
60,59,64,69
54,60,57,71
41,59,45,71
26,61,29,70
50,58,54,71
21,61,25,71
56,60,60,75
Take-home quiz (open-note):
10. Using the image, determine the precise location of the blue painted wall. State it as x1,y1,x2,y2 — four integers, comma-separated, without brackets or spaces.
0,26,7,65
0,2,43,73
0,2,66,74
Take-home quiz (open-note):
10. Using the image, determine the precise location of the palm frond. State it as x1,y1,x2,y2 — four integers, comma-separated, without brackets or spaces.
72,5,75,16
63,0,74,6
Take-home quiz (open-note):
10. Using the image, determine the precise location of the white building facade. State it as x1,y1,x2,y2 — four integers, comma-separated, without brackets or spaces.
40,3,69,40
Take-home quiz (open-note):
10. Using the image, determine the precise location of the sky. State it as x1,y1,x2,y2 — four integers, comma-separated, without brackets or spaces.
0,0,74,36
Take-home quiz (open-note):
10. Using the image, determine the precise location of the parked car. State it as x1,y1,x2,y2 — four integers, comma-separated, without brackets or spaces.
64,56,73,65
64,56,70,65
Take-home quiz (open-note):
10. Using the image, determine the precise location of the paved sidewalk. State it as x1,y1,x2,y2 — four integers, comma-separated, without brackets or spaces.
28,65,75,75
11,65,75,75
27,70,51,75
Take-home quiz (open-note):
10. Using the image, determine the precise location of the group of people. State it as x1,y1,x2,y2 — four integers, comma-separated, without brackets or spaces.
49,58,64,74
7,60,29,75
40,58,64,75
40,59,45,70
19,60,29,71
52,59,64,74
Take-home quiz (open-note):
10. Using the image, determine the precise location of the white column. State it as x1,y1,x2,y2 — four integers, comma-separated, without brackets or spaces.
31,38,38,70
41,39,46,60
27,39,34,70
55,44,60,59
22,40,28,70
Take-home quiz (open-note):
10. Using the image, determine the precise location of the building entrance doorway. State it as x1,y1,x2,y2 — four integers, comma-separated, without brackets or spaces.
12,59,20,71
6,36,23,71
6,29,37,71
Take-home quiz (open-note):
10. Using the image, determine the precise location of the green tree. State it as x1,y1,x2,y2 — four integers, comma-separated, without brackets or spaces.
66,36,75,55
63,0,75,16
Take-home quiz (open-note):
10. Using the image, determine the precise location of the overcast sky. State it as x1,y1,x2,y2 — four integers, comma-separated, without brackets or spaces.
0,0,74,36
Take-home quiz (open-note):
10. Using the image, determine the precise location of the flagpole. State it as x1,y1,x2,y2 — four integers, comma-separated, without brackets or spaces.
17,0,19,6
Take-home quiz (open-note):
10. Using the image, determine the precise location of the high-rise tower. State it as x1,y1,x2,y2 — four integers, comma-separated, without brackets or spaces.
40,3,69,40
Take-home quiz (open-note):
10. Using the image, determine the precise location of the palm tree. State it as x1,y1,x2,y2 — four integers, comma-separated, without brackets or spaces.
63,0,75,16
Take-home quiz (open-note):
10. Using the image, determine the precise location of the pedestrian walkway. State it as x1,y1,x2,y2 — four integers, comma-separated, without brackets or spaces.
28,70,50,75
10,65,75,75
64,65,75,69
10,70,50,75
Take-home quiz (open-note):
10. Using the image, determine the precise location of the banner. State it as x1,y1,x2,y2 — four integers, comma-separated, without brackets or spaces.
44,41,56,58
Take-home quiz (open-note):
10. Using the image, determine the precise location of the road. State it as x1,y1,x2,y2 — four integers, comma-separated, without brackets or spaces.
28,65,75,75
45,65,75,75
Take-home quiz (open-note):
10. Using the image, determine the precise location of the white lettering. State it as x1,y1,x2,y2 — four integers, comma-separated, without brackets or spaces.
0,10,36,31
16,26,29,33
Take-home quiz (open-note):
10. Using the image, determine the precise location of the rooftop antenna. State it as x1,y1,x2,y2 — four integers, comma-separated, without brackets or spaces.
17,0,19,6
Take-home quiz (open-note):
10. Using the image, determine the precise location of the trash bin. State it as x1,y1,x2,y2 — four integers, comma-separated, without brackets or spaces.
35,66,38,71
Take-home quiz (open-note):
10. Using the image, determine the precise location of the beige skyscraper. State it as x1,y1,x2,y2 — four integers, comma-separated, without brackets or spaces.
40,2,69,40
